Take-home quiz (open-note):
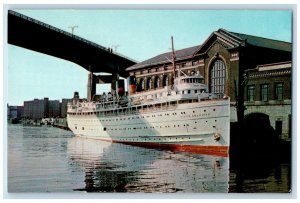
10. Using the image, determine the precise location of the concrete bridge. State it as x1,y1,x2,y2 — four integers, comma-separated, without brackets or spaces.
8,10,137,100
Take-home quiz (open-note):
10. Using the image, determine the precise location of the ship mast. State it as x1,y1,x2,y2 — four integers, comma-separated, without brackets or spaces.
171,36,176,79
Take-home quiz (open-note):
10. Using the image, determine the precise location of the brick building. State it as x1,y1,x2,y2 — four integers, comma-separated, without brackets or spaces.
126,28,292,139
23,98,48,120
244,61,292,140
23,97,63,119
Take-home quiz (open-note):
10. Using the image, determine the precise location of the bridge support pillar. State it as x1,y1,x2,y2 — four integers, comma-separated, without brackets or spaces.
87,71,96,101
111,73,119,96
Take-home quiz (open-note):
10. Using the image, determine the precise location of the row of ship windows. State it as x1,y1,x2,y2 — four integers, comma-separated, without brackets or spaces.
70,109,216,122
74,120,218,131
69,108,216,117
118,137,192,142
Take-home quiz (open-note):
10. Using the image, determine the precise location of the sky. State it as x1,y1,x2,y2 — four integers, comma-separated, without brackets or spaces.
6,9,292,106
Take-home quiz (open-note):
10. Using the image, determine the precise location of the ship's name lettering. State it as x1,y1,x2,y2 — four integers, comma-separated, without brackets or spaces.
192,113,210,117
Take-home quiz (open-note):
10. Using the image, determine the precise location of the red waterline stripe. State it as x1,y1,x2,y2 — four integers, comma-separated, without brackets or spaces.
105,139,229,157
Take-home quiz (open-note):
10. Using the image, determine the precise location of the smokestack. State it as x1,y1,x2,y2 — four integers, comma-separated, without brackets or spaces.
117,79,125,97
128,76,136,95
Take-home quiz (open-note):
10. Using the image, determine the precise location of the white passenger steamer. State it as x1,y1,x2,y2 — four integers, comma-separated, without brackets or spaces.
67,37,230,157
67,73,230,157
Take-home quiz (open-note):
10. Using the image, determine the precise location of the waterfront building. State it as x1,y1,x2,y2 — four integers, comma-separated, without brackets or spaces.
23,98,48,120
23,97,63,119
7,105,23,120
244,61,292,140
48,100,60,118
61,99,73,118
126,28,292,140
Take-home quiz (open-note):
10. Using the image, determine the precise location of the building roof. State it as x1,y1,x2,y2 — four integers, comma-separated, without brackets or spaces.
127,28,292,71
229,31,292,52
126,45,200,71
246,61,291,79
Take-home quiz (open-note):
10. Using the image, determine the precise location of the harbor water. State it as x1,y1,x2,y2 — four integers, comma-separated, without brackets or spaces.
7,125,291,193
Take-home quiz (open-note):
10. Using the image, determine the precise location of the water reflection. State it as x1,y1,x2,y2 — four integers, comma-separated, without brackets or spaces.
8,126,290,193
67,137,229,192
229,152,291,193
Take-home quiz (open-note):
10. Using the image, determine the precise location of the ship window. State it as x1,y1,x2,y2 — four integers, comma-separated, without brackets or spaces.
82,127,84,130
103,127,106,131
75,126,77,129
188,90,191,94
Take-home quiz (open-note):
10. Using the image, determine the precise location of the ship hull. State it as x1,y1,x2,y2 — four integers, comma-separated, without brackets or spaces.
67,99,230,157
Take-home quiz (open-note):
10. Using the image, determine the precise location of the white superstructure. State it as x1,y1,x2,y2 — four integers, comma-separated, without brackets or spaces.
67,73,230,157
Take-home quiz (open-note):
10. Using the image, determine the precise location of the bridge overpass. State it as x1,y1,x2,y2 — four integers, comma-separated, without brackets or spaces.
8,10,137,100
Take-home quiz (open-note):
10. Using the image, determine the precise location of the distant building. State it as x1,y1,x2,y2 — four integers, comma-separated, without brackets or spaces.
7,105,23,120
23,98,48,120
23,97,63,119
22,98,74,119
244,61,292,140
48,100,60,118
61,99,72,118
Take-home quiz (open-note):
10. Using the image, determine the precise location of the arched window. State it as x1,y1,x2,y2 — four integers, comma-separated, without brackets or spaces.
163,75,169,87
154,76,160,89
146,77,152,90
210,59,226,97
138,78,144,91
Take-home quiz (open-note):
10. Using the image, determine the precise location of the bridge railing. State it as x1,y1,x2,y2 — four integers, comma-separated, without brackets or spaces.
9,10,138,63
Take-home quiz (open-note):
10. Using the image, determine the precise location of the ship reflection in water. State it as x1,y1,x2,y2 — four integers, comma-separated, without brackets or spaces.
67,137,229,192
7,126,290,193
